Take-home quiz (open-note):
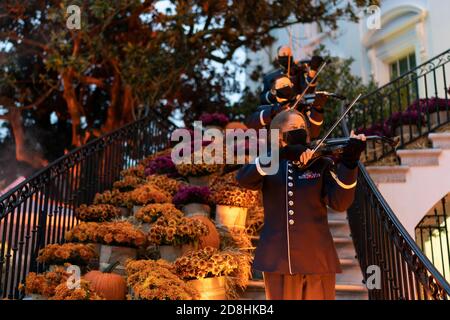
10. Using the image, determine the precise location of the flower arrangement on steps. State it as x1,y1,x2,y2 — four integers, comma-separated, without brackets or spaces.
120,164,146,179
93,189,134,216
209,172,260,230
145,174,187,196
20,265,107,300
126,259,199,300
173,185,212,217
147,213,209,262
134,203,183,232
139,148,173,168
113,175,144,192
129,183,172,214
75,204,123,221
36,243,98,273
65,221,146,275
174,246,252,300
144,155,180,178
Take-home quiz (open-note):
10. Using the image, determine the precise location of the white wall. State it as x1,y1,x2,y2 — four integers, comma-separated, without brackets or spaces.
376,149,450,236
245,0,450,89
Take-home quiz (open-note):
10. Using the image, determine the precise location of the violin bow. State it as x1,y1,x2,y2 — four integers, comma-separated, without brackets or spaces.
288,59,329,111
311,93,362,155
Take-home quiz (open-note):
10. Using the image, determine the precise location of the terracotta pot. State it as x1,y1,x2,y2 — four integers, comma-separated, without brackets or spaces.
188,276,227,300
159,244,195,262
97,244,137,276
188,175,211,186
182,203,211,217
215,205,248,229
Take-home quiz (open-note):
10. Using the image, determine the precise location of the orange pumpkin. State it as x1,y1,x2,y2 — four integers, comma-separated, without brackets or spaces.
192,216,220,249
84,262,127,300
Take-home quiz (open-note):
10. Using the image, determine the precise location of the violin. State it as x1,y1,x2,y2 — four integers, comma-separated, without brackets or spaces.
293,135,400,169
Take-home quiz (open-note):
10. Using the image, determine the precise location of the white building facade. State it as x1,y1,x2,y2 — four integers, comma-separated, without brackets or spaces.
247,0,450,90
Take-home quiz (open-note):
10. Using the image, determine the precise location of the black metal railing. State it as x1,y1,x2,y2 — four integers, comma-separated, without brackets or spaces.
415,194,450,283
0,112,174,299
341,115,450,299
348,49,450,163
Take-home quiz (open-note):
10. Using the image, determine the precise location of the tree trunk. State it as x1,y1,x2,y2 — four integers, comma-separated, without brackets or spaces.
62,69,82,147
8,108,48,169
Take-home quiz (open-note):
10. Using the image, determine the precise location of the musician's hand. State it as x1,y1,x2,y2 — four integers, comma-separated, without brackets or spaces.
342,130,367,169
299,148,314,165
350,130,367,142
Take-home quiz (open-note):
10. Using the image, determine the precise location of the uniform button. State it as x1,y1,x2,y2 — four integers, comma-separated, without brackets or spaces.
288,169,293,173
288,191,293,196
289,210,294,215
288,201,294,206
289,219,295,225
288,182,293,187
288,176,293,180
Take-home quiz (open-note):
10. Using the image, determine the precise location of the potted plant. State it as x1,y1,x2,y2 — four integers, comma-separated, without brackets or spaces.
19,266,70,300
125,259,199,300
50,279,104,300
144,155,179,178
174,247,251,300
175,162,222,186
113,175,144,192
209,173,260,230
409,97,449,126
93,189,134,216
75,204,122,222
139,148,173,168
120,164,146,179
199,112,230,130
134,203,184,232
146,174,187,196
148,214,209,262
36,243,98,272
387,110,425,138
129,183,172,214
173,185,212,217
65,221,147,275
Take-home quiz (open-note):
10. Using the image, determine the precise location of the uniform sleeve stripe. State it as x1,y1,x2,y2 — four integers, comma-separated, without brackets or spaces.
255,157,268,176
265,91,271,104
330,171,357,189
259,110,267,126
308,115,323,126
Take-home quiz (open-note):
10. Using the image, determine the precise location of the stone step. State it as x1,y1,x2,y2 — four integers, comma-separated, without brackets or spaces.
336,259,365,285
397,149,442,166
240,280,368,300
328,219,351,238
366,166,409,183
333,236,357,260
429,133,450,149
327,211,348,221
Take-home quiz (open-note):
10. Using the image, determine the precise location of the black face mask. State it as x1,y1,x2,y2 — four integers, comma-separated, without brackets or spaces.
278,56,294,71
275,86,295,101
283,128,308,146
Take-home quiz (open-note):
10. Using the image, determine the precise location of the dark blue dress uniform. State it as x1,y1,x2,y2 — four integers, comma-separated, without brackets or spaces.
236,157,358,275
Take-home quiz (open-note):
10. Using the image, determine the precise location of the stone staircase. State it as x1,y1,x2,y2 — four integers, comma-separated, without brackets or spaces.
241,208,368,300
366,132,450,235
